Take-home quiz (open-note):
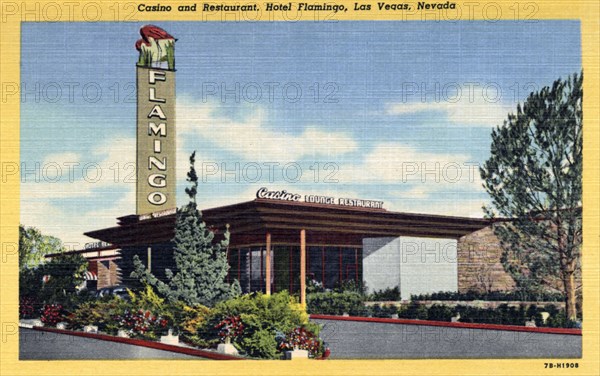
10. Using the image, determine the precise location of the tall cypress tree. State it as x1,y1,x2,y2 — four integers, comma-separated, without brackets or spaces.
132,151,241,306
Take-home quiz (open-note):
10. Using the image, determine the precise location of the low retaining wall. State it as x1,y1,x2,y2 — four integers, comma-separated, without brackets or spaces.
310,314,581,359
21,326,243,360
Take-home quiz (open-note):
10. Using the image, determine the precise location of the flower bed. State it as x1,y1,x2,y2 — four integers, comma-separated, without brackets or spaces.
38,288,327,360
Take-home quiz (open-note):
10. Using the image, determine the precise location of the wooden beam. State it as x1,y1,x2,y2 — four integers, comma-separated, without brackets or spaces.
300,229,306,307
265,232,271,296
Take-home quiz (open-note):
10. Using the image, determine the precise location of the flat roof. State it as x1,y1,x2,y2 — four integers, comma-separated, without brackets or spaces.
83,199,491,248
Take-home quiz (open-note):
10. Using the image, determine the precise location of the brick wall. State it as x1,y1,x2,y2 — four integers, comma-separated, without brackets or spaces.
96,259,122,289
457,226,515,293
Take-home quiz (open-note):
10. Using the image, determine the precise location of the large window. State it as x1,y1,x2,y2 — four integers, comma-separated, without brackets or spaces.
228,245,362,293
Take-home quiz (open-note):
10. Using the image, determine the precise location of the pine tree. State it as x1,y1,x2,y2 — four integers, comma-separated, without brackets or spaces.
132,151,241,306
480,72,582,321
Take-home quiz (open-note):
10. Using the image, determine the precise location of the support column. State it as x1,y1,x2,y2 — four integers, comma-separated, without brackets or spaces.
300,229,306,307
265,232,272,296
147,247,152,272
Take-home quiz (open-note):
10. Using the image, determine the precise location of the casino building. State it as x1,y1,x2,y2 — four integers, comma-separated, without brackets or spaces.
49,26,514,304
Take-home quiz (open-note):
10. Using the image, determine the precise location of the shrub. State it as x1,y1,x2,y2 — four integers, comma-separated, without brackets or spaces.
398,301,429,320
67,297,130,334
166,302,212,347
370,304,398,318
167,302,208,331
36,254,89,310
242,328,279,359
411,290,564,302
307,291,366,316
40,304,64,327
114,309,169,339
215,316,244,342
396,302,577,328
19,297,36,319
206,292,321,359
368,286,401,302
424,304,455,321
277,327,323,358
305,279,325,294
333,280,366,294
454,304,530,326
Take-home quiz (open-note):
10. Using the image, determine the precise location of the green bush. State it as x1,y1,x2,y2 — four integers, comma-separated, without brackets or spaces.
206,292,321,359
368,286,401,302
20,254,92,312
369,304,398,318
396,302,578,328
332,280,366,295
67,297,130,334
455,304,531,326
240,328,279,359
398,301,429,320
425,304,455,321
306,291,367,316
411,290,564,302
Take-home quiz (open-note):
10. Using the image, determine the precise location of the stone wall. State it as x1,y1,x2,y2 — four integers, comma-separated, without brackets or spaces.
457,227,515,293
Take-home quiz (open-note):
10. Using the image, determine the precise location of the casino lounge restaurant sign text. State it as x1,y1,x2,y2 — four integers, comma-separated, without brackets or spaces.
256,187,384,210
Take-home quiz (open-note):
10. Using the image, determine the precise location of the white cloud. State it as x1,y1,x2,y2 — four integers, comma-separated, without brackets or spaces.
21,136,137,244
387,88,513,127
338,142,483,190
385,195,487,218
42,152,80,167
20,201,97,248
22,136,136,201
177,97,358,161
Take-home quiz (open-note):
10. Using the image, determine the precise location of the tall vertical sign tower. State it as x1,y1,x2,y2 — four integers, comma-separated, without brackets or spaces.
135,25,176,216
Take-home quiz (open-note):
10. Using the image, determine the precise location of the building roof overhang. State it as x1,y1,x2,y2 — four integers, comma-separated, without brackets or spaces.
83,199,492,248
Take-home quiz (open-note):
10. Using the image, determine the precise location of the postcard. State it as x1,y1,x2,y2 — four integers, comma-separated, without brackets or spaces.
1,1,598,375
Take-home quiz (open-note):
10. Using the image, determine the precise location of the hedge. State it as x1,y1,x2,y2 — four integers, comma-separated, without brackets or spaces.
411,290,565,302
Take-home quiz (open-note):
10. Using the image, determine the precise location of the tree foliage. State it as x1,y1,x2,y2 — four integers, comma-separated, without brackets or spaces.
20,253,89,310
132,151,241,306
480,71,582,320
19,224,65,271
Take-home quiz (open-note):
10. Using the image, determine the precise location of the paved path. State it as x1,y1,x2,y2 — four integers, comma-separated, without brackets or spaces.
20,328,203,360
312,318,582,359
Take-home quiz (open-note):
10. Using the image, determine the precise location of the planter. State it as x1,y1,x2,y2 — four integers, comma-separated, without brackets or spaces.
83,325,98,334
217,342,239,355
19,319,43,328
117,329,130,338
160,329,179,345
285,347,309,360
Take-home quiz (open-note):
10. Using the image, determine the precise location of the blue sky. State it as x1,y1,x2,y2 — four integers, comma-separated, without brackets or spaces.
20,21,581,246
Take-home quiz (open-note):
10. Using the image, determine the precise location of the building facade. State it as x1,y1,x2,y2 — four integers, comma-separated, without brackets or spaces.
50,198,515,302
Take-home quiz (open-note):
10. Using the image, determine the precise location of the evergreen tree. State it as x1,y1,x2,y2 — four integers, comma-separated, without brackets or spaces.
132,151,241,306
480,72,582,320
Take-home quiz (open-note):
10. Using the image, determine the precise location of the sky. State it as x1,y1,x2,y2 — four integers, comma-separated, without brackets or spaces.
20,21,581,247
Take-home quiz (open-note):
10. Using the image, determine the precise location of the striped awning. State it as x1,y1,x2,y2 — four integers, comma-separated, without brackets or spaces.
84,271,97,281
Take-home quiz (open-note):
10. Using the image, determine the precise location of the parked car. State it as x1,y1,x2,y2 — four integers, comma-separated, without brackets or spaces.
95,285,131,300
